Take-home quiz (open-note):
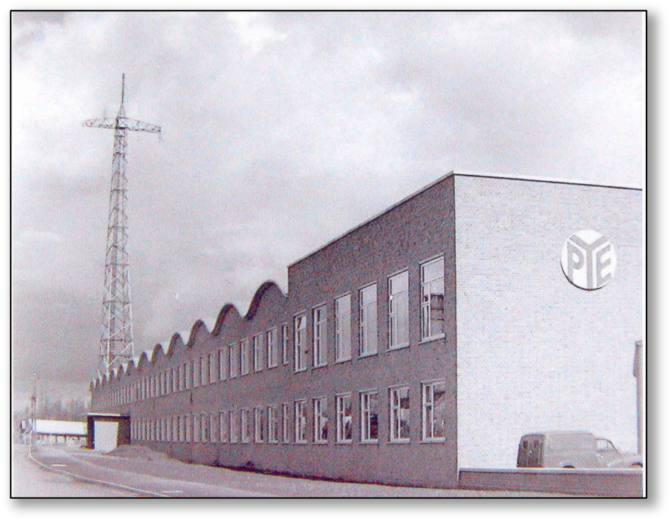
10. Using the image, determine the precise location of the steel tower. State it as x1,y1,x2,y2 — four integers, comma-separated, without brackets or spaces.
84,74,161,374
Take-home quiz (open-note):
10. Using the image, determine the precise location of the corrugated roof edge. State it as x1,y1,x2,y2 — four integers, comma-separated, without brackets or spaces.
288,170,643,268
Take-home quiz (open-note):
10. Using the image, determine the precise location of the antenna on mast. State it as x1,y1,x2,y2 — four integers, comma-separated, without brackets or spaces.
83,75,161,374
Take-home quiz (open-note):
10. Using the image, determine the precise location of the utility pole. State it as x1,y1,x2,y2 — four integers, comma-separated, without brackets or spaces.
84,74,161,374
30,373,37,445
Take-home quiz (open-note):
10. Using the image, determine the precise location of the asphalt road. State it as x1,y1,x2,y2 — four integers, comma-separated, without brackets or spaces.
15,443,570,498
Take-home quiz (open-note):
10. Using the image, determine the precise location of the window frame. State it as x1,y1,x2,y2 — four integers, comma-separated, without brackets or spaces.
268,405,279,443
294,399,308,444
294,314,307,372
421,379,447,442
253,334,264,372
312,304,328,368
267,327,279,369
389,385,411,443
359,283,378,357
388,270,410,350
336,393,353,444
254,407,265,443
360,390,379,443
335,293,352,363
313,396,328,444
420,255,446,342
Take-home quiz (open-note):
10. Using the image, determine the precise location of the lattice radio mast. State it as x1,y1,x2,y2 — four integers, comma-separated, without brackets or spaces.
83,74,161,374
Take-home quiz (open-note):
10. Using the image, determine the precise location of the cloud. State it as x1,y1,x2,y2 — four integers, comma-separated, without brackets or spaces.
11,12,644,405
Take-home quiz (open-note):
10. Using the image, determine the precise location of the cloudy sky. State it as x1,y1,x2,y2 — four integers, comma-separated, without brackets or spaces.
11,11,644,407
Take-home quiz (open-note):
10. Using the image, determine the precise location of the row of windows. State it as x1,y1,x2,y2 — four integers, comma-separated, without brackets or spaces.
129,381,447,445
101,256,445,407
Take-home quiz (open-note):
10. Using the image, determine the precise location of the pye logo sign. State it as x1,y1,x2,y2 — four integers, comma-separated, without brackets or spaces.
560,230,616,291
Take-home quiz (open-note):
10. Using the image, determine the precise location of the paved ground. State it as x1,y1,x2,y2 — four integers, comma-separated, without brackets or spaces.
15,443,571,498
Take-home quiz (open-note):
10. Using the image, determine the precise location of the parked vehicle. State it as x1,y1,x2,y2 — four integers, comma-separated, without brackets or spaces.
516,431,643,469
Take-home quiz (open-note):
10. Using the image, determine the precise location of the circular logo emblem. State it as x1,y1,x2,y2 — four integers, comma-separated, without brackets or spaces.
561,230,616,290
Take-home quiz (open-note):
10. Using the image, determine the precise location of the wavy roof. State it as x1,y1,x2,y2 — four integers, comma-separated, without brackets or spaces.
92,280,287,388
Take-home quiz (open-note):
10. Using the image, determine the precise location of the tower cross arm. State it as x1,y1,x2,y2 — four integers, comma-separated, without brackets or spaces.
83,116,161,134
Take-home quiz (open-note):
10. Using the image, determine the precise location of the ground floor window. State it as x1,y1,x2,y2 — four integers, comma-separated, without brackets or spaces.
254,407,265,443
422,381,446,441
390,386,411,442
219,412,228,443
229,410,237,443
360,391,379,442
268,405,279,443
313,397,328,443
294,400,307,443
241,409,251,443
336,394,352,443
282,403,291,443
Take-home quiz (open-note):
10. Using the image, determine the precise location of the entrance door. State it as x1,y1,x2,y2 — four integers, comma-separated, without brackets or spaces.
94,421,119,452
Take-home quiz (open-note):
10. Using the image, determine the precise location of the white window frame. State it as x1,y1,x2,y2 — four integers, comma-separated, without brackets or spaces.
294,314,307,372
241,408,251,443
420,256,446,342
281,324,290,365
193,359,200,388
294,400,307,444
254,407,264,443
219,411,228,443
268,405,279,443
388,270,410,350
228,343,238,378
359,284,378,356
313,305,328,367
240,339,250,376
422,380,447,442
313,397,328,444
209,352,218,384
253,334,263,372
360,390,379,443
218,348,227,381
267,327,279,368
184,363,191,390
336,393,353,444
390,385,411,443
335,294,352,362
229,409,238,443
282,403,291,444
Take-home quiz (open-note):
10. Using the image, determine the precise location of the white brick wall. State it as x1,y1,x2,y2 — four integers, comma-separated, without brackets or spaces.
455,175,643,468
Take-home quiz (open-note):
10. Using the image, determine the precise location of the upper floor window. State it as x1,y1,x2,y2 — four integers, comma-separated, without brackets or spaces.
184,363,191,390
389,271,409,349
209,352,218,384
313,305,328,367
267,328,279,368
200,356,208,385
294,315,307,372
359,284,378,356
193,359,200,388
421,257,445,341
253,334,263,372
281,324,290,365
218,348,227,381
240,339,250,375
335,295,351,362
228,343,238,378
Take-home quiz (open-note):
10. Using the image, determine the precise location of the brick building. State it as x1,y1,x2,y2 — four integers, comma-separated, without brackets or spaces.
90,171,643,489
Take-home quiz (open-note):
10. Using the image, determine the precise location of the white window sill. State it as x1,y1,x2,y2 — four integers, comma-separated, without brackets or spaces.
335,357,352,364
294,368,307,374
387,343,410,352
312,363,328,370
420,438,446,444
336,440,353,445
358,351,378,359
389,439,411,444
419,334,445,345
360,440,379,445
314,440,328,445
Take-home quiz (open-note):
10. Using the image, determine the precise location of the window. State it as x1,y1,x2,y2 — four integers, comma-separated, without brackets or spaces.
267,328,279,368
313,305,327,367
335,295,352,362
360,391,379,442
228,343,238,378
268,405,279,443
282,403,291,443
389,271,409,349
253,334,263,372
390,386,411,442
179,364,185,391
294,400,307,443
359,284,378,356
294,315,307,372
240,339,250,375
241,409,251,443
210,413,217,443
422,381,447,441
201,413,209,443
193,414,200,443
200,356,208,385
421,257,445,340
254,407,265,443
229,410,237,443
219,411,228,443
219,348,227,381
193,360,200,388
184,363,191,390
313,397,328,443
209,352,218,384
172,367,178,393
173,415,179,442
281,324,290,365
179,416,185,442
336,394,352,443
